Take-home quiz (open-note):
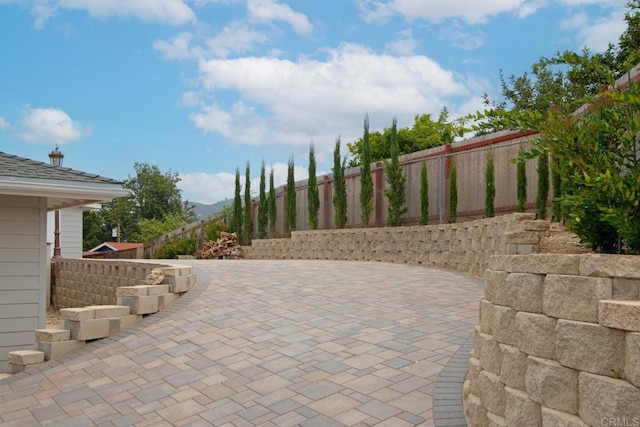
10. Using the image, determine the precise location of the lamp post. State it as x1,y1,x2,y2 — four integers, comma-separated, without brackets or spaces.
48,146,64,258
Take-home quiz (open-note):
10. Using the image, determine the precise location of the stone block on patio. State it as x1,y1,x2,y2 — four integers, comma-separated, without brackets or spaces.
146,284,170,295
85,305,131,319
37,340,86,360
119,314,143,330
8,350,45,366
118,295,159,315
116,285,150,297
60,307,95,321
34,328,70,343
64,318,111,341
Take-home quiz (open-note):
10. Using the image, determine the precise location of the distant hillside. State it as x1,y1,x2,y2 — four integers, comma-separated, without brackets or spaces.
188,199,232,220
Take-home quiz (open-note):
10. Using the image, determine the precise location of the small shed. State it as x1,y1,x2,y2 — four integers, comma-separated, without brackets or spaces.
0,151,129,372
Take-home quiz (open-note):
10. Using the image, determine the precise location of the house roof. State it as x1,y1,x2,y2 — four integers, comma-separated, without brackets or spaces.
0,151,130,210
88,242,144,252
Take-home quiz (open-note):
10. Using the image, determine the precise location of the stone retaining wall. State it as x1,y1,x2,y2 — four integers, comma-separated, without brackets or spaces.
250,213,549,277
464,254,640,426
52,259,175,308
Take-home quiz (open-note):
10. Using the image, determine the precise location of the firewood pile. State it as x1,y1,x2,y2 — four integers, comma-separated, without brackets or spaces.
197,231,242,259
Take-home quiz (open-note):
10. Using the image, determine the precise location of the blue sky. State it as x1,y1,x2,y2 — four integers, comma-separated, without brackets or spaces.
0,0,628,204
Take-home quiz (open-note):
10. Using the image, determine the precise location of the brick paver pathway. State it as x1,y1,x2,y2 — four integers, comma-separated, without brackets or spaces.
0,260,483,426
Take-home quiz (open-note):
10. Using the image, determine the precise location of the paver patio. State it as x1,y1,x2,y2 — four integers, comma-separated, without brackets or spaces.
0,260,483,426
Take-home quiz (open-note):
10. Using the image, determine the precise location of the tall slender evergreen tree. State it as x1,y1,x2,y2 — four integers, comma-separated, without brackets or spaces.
420,162,429,225
333,137,348,228
516,153,527,213
307,144,320,229
285,157,296,236
536,152,549,220
258,161,268,238
485,152,495,218
551,155,562,222
268,168,276,237
360,115,373,227
384,118,406,226
243,162,252,245
449,160,458,223
233,167,243,239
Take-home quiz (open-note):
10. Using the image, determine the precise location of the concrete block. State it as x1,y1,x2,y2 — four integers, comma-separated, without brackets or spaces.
541,407,589,427
65,318,111,341
500,254,580,275
118,295,159,315
119,314,143,330
492,305,518,346
544,275,612,322
613,278,640,300
34,328,70,343
85,305,131,319
478,370,506,417
165,274,197,293
479,331,503,375
555,319,625,377
116,286,150,297
484,270,509,304
505,273,544,313
464,393,489,427
579,372,640,426
7,350,45,365
599,300,640,332
60,307,95,321
515,312,556,359
158,293,179,310
468,357,482,396
499,344,527,391
480,299,494,334
37,340,85,360
161,266,192,277
626,332,640,391
505,386,541,427
146,285,170,296
579,254,640,279
526,356,579,414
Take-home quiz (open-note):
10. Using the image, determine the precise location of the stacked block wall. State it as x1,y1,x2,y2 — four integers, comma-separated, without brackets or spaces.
464,254,640,426
251,213,548,277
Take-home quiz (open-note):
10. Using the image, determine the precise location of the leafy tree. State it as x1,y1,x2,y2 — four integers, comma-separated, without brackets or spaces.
137,213,186,243
307,144,320,230
268,168,276,236
333,138,348,228
449,161,458,223
258,161,268,238
243,162,252,245
347,108,465,166
384,118,406,226
360,115,374,227
420,162,429,225
618,0,640,69
485,152,495,218
232,167,243,239
82,210,110,250
285,157,296,236
536,152,549,220
516,153,527,213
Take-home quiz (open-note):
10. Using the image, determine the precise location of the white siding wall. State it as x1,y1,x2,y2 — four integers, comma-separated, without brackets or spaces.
47,207,83,259
0,195,46,372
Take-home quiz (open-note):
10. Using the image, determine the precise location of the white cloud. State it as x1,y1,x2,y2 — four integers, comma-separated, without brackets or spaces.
0,117,9,129
360,0,542,24
178,162,309,203
247,0,313,35
185,43,483,162
574,11,625,52
439,23,485,50
205,21,269,58
385,29,419,56
154,32,203,60
560,11,589,29
19,107,91,144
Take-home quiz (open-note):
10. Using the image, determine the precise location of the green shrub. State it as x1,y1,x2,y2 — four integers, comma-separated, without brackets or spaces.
153,237,196,259
202,220,226,241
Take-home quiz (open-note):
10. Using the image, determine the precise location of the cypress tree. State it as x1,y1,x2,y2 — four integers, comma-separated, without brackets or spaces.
516,154,527,213
360,115,373,227
243,162,252,245
551,155,562,222
449,160,458,223
258,161,267,238
233,167,243,240
333,138,348,229
384,118,406,226
268,168,276,237
420,162,429,225
285,157,296,236
536,152,549,220
485,152,495,218
307,144,320,230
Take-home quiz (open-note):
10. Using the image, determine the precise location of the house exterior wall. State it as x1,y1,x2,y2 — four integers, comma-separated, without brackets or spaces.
0,194,46,373
47,207,83,259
